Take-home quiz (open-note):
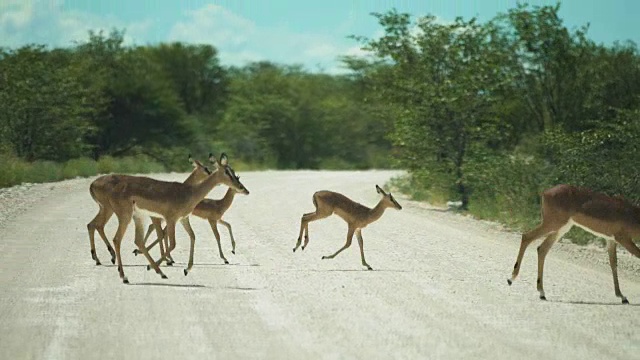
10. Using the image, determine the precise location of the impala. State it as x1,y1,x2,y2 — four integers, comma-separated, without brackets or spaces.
293,185,402,270
508,184,640,303
87,155,210,266
88,153,247,283
137,184,249,265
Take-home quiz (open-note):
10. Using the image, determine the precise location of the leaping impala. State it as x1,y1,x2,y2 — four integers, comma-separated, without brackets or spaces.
89,153,247,283
508,184,640,303
87,155,211,266
136,181,249,265
293,185,402,270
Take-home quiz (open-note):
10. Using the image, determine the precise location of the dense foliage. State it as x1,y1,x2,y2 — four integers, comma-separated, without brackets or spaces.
2,4,639,244
346,3,640,242
0,30,390,178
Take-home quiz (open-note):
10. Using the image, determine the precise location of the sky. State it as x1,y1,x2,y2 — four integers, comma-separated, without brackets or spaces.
1,0,638,74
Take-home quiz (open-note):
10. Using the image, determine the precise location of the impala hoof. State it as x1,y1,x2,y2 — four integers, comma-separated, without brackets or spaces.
146,265,151,271
132,249,138,255
111,257,116,265
224,260,229,265
366,266,373,271
507,279,512,286
321,256,327,259
539,295,547,301
232,250,236,255
123,278,129,284
622,298,629,304
166,262,174,267
95,260,101,266
161,274,168,279
292,248,296,253
183,269,188,276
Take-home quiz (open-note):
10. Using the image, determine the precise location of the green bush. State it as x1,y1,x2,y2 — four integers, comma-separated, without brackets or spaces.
389,168,454,206
318,157,357,170
0,153,28,187
0,153,168,189
30,160,63,183
464,153,552,231
97,156,117,174
62,157,98,178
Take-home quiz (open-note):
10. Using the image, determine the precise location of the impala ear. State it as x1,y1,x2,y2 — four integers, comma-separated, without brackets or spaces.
188,154,197,168
208,152,219,168
376,184,385,195
219,152,228,166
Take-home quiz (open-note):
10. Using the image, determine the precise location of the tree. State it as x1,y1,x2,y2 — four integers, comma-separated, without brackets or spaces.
353,10,517,208
0,45,101,160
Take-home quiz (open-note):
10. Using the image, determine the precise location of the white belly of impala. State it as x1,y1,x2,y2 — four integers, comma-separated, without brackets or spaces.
133,204,190,222
570,218,615,241
133,204,166,220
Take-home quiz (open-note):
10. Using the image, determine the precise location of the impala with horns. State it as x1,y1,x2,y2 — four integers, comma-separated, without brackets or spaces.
293,185,402,270
508,184,640,303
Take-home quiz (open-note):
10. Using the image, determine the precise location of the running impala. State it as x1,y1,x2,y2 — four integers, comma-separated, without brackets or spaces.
293,185,402,270
508,184,640,303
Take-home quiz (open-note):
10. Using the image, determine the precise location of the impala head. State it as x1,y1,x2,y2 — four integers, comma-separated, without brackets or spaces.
376,184,402,210
188,154,213,177
208,152,250,195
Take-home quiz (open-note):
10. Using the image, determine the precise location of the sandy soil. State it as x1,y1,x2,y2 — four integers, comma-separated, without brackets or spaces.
0,170,639,360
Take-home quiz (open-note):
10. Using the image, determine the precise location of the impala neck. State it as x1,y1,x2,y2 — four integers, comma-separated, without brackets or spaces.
219,187,237,211
368,199,388,223
191,168,226,204
183,168,205,185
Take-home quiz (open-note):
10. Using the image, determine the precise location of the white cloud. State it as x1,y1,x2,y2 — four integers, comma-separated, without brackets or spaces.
167,4,376,74
0,0,151,49
0,2,389,75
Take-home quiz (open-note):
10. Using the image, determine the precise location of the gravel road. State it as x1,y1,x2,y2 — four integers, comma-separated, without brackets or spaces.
1,170,640,359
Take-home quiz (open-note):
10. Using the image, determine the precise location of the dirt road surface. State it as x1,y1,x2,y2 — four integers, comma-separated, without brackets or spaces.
1,170,640,360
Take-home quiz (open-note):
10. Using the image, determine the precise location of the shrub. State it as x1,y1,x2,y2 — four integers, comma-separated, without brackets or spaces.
62,157,98,178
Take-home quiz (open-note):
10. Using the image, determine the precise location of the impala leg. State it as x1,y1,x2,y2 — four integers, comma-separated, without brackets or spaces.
322,226,355,260
136,231,165,260
509,223,553,285
113,211,132,284
158,218,176,265
151,224,175,265
302,221,314,250
87,219,100,265
182,217,197,276
147,218,168,263
134,223,156,256
168,222,178,255
536,232,558,300
209,220,228,264
87,206,114,265
294,212,312,252
608,239,628,304
295,211,331,252
612,234,640,304
535,223,571,300
149,223,175,269
164,236,175,265
134,215,166,279
96,225,116,265
218,220,236,254
96,207,115,264
356,229,372,270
